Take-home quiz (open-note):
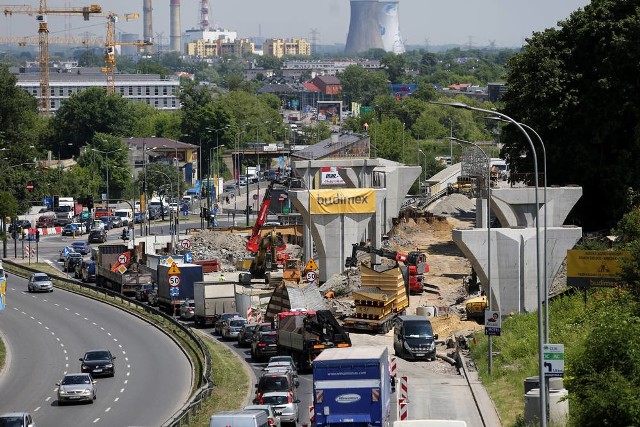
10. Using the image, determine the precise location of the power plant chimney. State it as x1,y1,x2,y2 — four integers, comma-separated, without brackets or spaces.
143,0,153,53
345,0,404,54
170,0,181,52
200,0,209,31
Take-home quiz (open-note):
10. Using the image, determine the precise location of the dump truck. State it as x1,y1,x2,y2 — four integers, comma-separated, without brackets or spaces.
156,263,204,314
193,281,236,327
313,346,392,427
342,264,409,334
95,244,151,297
276,309,351,372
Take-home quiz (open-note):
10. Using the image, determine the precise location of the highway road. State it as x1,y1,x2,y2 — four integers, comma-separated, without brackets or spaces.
0,273,193,426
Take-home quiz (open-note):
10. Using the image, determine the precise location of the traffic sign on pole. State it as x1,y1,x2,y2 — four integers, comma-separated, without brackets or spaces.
543,344,565,377
168,275,181,287
306,271,317,283
26,181,34,192
180,239,191,250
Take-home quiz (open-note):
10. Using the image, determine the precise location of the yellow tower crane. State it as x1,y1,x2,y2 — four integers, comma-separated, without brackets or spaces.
2,2,102,114
101,12,151,94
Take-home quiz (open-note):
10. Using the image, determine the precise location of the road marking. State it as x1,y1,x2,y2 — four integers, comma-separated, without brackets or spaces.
105,407,111,412
93,418,100,423
120,388,125,393
35,406,41,411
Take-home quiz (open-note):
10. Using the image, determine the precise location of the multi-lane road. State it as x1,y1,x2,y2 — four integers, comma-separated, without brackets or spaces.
0,273,193,426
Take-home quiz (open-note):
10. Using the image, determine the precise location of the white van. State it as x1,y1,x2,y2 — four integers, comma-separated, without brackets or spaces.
209,410,269,427
113,208,133,226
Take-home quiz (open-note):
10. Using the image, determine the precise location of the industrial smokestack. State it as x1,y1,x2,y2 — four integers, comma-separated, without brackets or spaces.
170,0,181,52
345,0,404,54
345,0,383,54
200,0,209,31
378,1,404,53
143,0,153,53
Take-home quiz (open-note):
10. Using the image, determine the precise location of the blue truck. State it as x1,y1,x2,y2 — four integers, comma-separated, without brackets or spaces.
313,346,392,427
156,263,203,313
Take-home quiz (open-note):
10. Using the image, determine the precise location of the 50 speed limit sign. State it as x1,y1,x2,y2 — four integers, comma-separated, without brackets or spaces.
306,271,317,283
168,275,181,287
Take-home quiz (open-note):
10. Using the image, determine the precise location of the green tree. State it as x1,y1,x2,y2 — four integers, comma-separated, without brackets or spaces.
49,87,136,157
500,0,640,230
380,53,407,84
338,65,389,106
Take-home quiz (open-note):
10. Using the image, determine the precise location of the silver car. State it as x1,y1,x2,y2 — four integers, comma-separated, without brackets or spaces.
56,373,96,405
179,299,195,320
221,317,247,340
261,391,299,425
242,404,281,427
27,273,53,293
0,412,36,426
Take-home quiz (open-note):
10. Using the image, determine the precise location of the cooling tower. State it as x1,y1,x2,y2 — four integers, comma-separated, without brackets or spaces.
345,0,404,54
345,0,384,54
143,0,153,52
378,1,404,53
170,0,181,52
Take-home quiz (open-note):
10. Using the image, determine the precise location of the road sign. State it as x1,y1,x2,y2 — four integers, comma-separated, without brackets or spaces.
306,271,317,283
81,212,89,219
168,262,181,275
484,309,501,336
305,258,319,272
183,252,193,263
168,275,181,287
180,239,191,250
26,181,34,192
118,254,129,265
543,344,565,377
117,265,127,274
169,287,179,297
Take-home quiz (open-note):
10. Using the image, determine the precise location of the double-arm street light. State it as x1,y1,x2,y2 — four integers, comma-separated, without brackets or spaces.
91,146,124,209
433,100,546,427
487,116,549,342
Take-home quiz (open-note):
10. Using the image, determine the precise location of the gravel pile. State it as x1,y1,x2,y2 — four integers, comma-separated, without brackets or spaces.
189,230,249,271
427,193,476,217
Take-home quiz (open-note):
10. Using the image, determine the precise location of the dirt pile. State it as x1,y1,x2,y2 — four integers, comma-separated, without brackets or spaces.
189,230,248,271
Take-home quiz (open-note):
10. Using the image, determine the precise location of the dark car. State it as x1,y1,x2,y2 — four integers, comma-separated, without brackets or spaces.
238,323,259,347
99,216,114,230
214,312,241,335
254,371,298,404
134,211,146,223
81,260,96,283
135,283,156,303
79,349,116,377
88,229,107,243
251,331,278,362
36,215,55,228
107,215,123,228
71,241,91,255
64,253,83,273
62,223,82,236
147,207,161,220
8,219,32,233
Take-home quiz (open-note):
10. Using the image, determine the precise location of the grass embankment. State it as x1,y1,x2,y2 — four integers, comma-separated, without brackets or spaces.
470,288,624,426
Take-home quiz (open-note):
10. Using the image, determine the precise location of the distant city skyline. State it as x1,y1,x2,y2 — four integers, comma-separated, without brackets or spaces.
1,0,592,49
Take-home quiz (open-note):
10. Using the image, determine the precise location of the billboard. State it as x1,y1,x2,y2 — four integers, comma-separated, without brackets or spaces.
317,101,342,123
321,167,346,185
310,189,375,215
566,250,630,288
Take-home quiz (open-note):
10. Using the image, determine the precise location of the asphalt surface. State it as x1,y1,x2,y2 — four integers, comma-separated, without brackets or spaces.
0,273,193,426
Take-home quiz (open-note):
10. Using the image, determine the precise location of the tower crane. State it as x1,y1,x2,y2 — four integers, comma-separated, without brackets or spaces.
101,12,151,94
2,2,102,114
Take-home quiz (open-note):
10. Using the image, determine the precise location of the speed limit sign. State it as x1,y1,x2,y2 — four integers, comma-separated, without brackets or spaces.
168,275,181,287
306,271,317,283
180,239,191,250
118,254,129,265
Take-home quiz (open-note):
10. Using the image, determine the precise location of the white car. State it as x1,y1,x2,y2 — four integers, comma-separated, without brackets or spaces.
0,412,36,426
261,391,299,425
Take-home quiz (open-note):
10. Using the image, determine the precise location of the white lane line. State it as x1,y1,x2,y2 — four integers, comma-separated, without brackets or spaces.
105,407,111,412
93,418,100,423
34,406,41,411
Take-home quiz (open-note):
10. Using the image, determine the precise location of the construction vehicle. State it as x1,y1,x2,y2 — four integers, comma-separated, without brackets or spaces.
245,178,301,286
342,264,409,334
94,244,151,297
465,294,488,320
345,243,431,294
276,309,351,372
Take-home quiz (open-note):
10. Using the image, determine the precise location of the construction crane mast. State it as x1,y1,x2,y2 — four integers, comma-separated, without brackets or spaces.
2,2,102,114
102,12,150,94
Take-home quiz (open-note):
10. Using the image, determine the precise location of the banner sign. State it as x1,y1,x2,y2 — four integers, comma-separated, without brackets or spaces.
566,249,630,288
320,167,345,185
309,189,375,215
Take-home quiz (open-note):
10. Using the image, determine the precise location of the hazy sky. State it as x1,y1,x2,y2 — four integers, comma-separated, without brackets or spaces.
1,0,592,48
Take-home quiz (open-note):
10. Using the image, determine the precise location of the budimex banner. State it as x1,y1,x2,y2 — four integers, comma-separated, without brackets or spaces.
309,189,376,215
566,250,630,288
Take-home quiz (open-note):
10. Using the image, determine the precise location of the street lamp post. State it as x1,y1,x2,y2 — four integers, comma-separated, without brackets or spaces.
212,126,229,204
91,147,123,210
417,149,426,193
487,117,549,342
449,136,493,375
402,122,406,164
150,169,174,251
434,101,546,427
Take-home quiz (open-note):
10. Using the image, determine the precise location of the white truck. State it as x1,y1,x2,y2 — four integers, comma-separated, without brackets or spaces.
193,281,237,327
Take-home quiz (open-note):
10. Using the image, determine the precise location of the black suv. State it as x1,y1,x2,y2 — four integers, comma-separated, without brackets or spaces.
254,371,298,404
251,330,278,362
88,229,107,243
9,219,32,233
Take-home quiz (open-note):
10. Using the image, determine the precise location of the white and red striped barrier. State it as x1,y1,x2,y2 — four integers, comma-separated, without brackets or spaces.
247,306,264,323
390,356,397,380
24,227,62,237
397,375,409,420
309,404,315,425
398,399,408,420
399,375,408,400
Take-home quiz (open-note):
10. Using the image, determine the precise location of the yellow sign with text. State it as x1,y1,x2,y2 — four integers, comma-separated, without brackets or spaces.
566,250,630,288
309,189,376,215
